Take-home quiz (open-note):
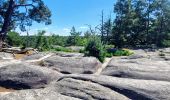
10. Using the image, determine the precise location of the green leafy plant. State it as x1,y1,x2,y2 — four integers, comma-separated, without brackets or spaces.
54,47,74,52
84,37,106,63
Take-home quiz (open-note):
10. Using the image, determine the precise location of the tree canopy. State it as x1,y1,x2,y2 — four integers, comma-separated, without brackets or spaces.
0,0,51,48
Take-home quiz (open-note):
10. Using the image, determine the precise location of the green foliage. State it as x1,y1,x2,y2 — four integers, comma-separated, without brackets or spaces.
105,45,115,50
85,37,106,63
162,40,170,47
0,0,51,41
35,31,51,51
106,49,134,57
48,34,67,46
6,31,21,46
66,26,82,46
112,49,133,56
105,52,113,57
112,0,170,48
53,46,74,52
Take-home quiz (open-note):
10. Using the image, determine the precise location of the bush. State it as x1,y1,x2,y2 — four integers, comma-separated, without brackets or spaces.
54,46,74,52
105,52,113,57
105,45,115,50
113,49,133,56
106,49,133,57
162,40,170,47
84,37,106,63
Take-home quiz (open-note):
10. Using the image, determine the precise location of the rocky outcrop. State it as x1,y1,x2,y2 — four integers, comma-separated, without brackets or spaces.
0,52,14,60
41,56,102,74
102,56,170,82
23,53,49,60
0,63,62,89
1,74,170,100
55,52,84,57
62,74,170,100
1,50,170,100
0,88,80,100
53,78,129,100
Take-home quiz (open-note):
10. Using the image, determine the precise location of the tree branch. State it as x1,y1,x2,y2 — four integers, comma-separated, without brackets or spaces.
14,3,35,8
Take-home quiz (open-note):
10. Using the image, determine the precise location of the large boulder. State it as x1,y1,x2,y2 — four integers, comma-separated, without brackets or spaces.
55,52,84,57
102,57,170,82
40,56,102,74
63,74,170,100
0,76,129,100
22,52,49,60
52,78,129,100
0,63,62,89
1,74,170,100
0,88,80,100
0,52,14,60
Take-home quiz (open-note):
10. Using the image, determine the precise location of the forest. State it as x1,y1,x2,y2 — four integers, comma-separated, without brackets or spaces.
0,0,170,62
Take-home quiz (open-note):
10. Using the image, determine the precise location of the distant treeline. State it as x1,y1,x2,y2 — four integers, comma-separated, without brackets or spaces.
6,29,93,51
5,0,170,49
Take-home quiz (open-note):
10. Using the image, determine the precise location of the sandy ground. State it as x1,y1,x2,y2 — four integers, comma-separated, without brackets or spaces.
94,57,112,75
0,87,14,92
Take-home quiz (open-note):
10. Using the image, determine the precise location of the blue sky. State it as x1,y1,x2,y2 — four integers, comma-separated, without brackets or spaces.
20,0,117,36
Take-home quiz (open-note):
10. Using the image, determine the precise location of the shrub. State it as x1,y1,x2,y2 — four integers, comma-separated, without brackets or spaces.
54,47,74,52
162,40,170,47
84,37,106,63
105,45,115,50
105,52,113,57
106,49,134,57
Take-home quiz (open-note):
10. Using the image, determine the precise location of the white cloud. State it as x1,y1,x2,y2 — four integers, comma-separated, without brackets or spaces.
63,28,70,33
79,26,88,29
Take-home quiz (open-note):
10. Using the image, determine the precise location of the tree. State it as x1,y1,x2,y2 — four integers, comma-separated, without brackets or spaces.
0,0,51,49
66,26,81,46
103,17,112,44
112,0,170,48
35,30,50,51
153,0,170,47
85,36,106,63
113,0,132,48
6,31,21,46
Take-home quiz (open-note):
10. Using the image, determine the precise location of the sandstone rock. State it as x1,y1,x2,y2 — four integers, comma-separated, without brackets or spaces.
0,63,62,89
0,88,80,100
55,52,84,57
63,74,170,100
41,56,102,74
23,53,48,60
0,52,14,60
102,57,170,82
53,78,129,100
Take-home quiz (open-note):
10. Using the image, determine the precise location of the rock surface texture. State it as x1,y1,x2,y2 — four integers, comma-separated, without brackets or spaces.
41,56,102,74
0,49,170,100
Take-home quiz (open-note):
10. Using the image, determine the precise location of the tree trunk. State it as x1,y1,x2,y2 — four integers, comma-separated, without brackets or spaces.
0,0,14,49
0,36,3,51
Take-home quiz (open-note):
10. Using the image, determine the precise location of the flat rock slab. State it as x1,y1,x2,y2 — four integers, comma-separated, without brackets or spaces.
0,52,14,60
0,63,62,89
22,52,50,60
1,74,170,100
53,78,129,100
0,88,80,100
55,52,84,57
63,74,170,100
102,56,170,82
40,56,102,74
